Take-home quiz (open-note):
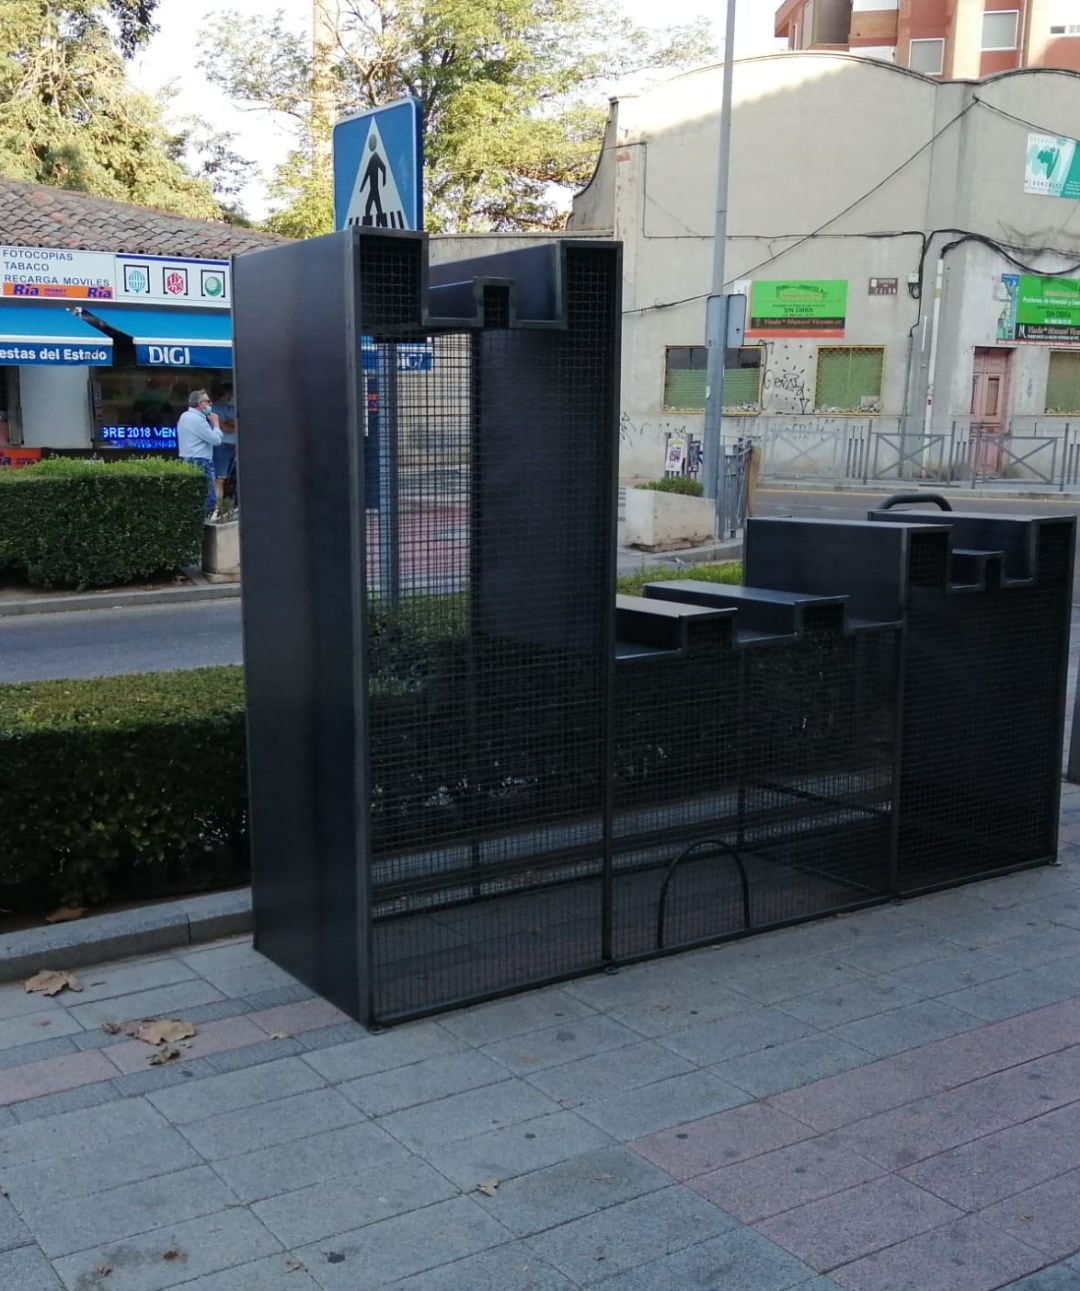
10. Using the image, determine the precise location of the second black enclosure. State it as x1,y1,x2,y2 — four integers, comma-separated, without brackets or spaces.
234,230,1073,1028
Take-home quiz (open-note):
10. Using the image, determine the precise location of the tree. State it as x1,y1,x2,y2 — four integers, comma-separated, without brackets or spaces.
202,0,715,236
167,119,257,225
0,0,229,219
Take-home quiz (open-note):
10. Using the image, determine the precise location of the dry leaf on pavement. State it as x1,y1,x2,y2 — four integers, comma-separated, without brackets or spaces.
269,1031,291,1040
475,1179,500,1197
136,1019,196,1046
148,1047,182,1066
24,970,82,996
44,906,86,925
284,1258,306,1273
100,1021,122,1035
161,1250,185,1262
95,1265,113,1278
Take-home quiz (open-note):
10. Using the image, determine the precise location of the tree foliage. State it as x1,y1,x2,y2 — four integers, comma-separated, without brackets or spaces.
202,0,715,236
0,0,230,218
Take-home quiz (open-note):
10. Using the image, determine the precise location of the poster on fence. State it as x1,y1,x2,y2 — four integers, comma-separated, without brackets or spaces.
665,437,687,474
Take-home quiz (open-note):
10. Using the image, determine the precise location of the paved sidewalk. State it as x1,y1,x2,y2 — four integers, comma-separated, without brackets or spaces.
4,802,1080,1290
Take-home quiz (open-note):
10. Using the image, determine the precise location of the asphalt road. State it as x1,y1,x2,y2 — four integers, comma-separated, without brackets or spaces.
0,600,243,683
2,487,1078,682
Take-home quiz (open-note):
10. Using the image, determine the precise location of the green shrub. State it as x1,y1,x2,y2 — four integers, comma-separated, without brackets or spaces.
616,560,742,598
634,477,704,496
0,457,206,588
0,668,247,912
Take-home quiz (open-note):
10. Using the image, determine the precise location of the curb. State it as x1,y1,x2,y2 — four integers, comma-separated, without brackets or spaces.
0,888,252,983
0,579,241,619
617,540,743,572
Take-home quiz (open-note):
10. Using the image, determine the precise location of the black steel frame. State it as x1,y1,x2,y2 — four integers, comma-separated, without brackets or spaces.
234,230,1074,1027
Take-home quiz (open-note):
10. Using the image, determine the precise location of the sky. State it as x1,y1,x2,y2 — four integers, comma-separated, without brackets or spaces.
131,0,783,221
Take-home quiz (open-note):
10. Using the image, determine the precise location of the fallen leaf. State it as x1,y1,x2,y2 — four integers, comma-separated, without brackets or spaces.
95,1265,113,1278
136,1019,196,1046
162,1250,185,1262
24,970,82,997
285,1258,305,1273
588,1173,614,1182
475,1179,500,1197
269,1031,291,1040
148,1047,182,1066
45,906,86,925
100,1021,122,1035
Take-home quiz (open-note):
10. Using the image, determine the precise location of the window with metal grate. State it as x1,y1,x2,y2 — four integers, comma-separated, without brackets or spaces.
814,346,885,413
663,345,763,412
1046,350,1080,413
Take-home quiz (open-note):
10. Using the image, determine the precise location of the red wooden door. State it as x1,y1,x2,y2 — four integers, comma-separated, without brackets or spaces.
971,348,1011,473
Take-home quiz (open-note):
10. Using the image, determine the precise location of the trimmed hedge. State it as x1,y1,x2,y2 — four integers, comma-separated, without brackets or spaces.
616,560,741,598
0,457,206,588
634,477,704,497
0,668,247,912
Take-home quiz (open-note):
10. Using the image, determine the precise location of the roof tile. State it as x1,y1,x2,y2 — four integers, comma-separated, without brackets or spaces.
0,176,289,259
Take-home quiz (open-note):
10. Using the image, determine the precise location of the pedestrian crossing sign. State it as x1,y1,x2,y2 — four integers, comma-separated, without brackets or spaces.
333,97,423,232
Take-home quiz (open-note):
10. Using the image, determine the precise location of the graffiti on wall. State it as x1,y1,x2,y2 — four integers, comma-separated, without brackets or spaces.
759,341,815,415
619,412,689,446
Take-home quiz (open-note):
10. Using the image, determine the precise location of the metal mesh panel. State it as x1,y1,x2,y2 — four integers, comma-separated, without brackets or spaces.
612,628,897,961
358,237,423,330
897,571,1069,891
364,246,618,1022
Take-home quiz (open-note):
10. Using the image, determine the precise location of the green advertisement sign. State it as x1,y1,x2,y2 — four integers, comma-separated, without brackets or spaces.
747,280,847,338
1015,275,1080,343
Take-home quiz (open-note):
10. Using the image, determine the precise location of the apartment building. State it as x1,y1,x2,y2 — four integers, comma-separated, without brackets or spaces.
774,1,1080,77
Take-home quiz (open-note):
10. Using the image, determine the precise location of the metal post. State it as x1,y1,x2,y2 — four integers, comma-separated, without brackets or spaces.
702,0,738,521
377,344,400,604
922,255,945,443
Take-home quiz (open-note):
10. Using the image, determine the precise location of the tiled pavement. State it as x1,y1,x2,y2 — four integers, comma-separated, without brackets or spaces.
5,797,1080,1287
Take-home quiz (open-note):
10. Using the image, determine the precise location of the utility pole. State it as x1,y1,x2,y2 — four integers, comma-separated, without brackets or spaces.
701,0,738,525
312,0,338,163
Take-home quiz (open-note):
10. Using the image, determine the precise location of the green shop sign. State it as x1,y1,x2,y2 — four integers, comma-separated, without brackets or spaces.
1015,275,1080,343
747,280,847,338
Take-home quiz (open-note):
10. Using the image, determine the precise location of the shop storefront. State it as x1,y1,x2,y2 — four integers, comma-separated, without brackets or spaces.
0,182,279,464
82,307,233,452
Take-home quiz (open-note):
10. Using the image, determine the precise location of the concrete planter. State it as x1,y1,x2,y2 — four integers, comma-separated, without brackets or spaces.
202,518,240,583
625,487,715,551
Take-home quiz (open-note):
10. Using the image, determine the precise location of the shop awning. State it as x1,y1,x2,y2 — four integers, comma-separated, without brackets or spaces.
0,304,112,366
85,307,232,368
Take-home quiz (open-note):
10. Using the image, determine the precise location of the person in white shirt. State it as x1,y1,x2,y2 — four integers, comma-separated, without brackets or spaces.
177,389,223,514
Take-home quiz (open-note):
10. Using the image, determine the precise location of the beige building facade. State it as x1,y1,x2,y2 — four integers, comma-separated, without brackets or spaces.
569,54,1080,479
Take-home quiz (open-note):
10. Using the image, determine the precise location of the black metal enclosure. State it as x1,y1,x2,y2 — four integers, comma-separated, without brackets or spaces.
234,230,1074,1027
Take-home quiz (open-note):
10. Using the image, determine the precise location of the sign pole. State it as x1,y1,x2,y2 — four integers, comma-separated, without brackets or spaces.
702,0,738,521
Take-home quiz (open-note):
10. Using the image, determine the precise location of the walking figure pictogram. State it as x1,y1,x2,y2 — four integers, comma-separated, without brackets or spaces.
361,136,388,227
